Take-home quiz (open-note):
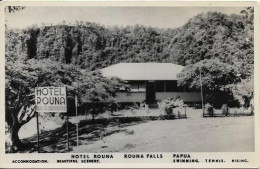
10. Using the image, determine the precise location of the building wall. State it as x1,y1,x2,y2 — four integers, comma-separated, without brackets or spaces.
156,92,201,102
114,92,201,102
115,92,146,102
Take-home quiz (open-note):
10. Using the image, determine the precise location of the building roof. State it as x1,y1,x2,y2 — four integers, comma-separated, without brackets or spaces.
101,63,184,81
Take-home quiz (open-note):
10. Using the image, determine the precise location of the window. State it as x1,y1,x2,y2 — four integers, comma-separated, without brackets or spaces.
129,82,146,92
130,84,139,92
139,83,146,92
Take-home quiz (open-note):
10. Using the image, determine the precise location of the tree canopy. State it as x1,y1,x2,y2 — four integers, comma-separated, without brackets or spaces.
5,56,125,152
5,8,252,73
177,7,253,107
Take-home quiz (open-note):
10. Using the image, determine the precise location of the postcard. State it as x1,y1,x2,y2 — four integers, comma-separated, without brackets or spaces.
0,1,259,168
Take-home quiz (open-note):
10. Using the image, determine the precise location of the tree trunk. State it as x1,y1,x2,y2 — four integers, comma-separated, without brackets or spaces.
6,105,36,153
6,123,24,153
11,124,24,148
92,114,95,122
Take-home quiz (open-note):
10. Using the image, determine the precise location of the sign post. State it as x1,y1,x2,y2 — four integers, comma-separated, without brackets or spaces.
35,87,68,152
36,112,40,153
75,95,79,147
66,111,69,151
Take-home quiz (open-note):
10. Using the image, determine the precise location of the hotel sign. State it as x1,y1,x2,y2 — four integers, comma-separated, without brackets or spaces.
35,87,67,112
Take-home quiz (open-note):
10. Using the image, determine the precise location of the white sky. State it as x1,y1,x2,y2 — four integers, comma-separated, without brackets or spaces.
5,7,244,29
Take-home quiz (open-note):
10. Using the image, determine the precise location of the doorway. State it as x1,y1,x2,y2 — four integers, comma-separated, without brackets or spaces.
146,81,156,104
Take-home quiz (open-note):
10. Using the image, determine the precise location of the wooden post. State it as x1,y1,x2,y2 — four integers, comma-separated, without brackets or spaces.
75,95,79,147
66,113,69,151
66,86,69,152
184,107,187,119
199,66,204,115
36,112,40,153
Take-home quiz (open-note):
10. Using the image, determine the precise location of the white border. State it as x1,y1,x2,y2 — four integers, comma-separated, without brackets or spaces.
0,1,259,168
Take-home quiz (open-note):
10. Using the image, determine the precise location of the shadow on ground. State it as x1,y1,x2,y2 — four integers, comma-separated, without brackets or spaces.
20,118,146,153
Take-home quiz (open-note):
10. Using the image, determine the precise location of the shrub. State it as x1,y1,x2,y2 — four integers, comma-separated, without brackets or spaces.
204,103,214,117
221,104,229,116
158,97,184,119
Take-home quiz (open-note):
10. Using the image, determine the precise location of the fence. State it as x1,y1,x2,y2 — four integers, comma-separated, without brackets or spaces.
203,107,253,117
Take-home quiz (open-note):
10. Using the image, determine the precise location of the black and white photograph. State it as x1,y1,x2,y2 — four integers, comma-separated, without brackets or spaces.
2,1,258,164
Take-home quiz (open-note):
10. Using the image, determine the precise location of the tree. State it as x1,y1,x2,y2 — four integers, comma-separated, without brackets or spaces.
5,57,125,152
72,71,126,121
6,8,253,71
5,57,38,152
177,59,240,107
229,76,254,108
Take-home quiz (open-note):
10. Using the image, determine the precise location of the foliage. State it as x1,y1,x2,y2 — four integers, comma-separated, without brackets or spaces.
178,59,240,91
5,56,125,152
204,103,214,116
229,76,254,108
72,71,126,120
158,97,184,119
178,59,242,107
176,7,253,108
5,8,253,73
5,8,253,108
221,104,229,116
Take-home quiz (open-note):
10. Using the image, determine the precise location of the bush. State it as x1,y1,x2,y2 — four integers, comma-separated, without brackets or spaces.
204,103,214,117
158,97,184,119
221,104,229,116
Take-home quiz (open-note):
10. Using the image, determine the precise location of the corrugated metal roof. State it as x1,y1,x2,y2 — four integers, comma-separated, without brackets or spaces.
101,63,184,80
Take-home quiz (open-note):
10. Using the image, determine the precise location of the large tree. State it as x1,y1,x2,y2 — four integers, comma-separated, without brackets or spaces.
5,57,124,152
70,70,126,121
177,59,240,107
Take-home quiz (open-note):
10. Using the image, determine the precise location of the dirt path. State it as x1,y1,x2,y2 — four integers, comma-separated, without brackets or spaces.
73,110,254,152
18,108,254,153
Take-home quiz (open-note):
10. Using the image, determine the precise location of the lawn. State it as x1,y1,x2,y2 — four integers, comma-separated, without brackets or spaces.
18,108,254,153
